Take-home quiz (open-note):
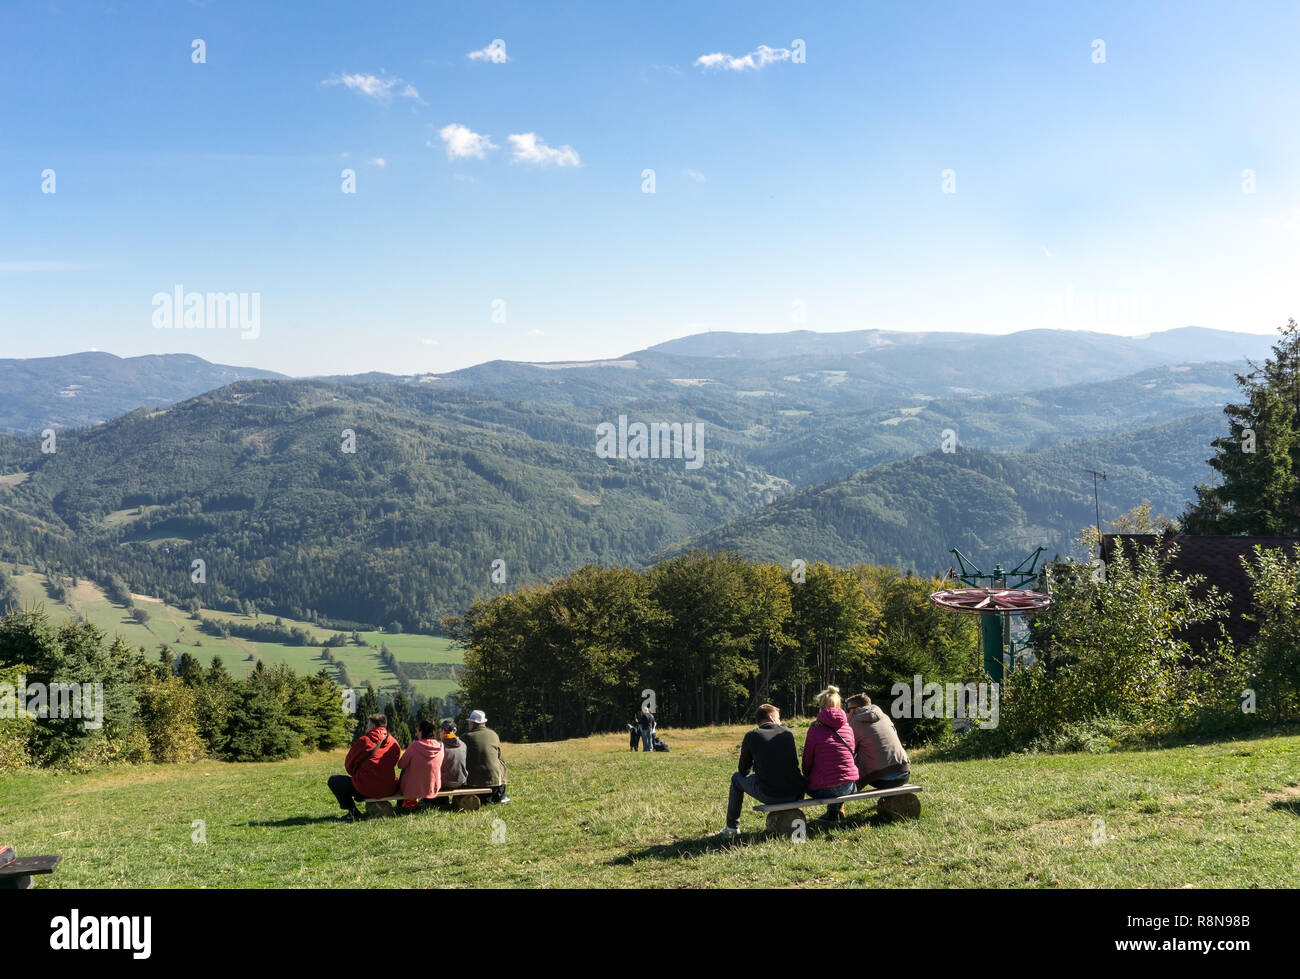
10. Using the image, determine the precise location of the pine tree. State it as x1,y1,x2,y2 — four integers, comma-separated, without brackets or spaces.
222,679,299,762
1184,319,1300,534
351,683,380,742
389,689,412,745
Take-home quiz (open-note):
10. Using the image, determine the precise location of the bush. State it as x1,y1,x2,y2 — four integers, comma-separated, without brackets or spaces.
0,663,34,771
943,538,1253,757
136,674,206,763
1241,545,1300,720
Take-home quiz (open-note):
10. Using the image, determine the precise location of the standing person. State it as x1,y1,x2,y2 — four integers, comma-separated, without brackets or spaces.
801,686,859,824
637,706,656,753
327,713,401,822
844,693,911,790
720,704,806,836
461,709,510,804
439,721,468,790
628,714,640,751
396,720,445,811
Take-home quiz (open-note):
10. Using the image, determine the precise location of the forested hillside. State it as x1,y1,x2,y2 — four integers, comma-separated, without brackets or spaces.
679,412,1222,571
0,339,1250,631
0,380,781,631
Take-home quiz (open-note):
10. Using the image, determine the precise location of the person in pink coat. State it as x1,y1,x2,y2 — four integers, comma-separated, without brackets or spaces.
801,686,860,823
396,720,445,811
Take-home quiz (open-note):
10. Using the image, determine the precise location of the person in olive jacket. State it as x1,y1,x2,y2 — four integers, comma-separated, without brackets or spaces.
461,709,510,804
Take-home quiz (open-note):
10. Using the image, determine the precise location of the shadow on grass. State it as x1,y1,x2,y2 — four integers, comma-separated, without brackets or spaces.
1268,799,1300,816
244,814,353,828
606,810,889,864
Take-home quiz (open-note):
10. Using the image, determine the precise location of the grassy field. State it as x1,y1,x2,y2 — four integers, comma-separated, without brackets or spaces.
2,726,1298,888
5,567,460,699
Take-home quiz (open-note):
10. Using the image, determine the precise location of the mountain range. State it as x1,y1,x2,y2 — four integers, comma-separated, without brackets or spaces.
0,326,1266,629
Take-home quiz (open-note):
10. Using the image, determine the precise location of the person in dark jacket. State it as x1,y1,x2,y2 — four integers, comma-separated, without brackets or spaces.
637,707,656,753
439,720,469,789
327,713,401,822
720,704,806,835
461,709,510,804
628,715,640,751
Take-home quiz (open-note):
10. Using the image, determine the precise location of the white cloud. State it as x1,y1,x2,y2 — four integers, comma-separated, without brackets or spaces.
1041,245,1053,258
695,45,791,72
508,132,581,167
434,123,498,160
324,72,423,104
684,169,707,183
369,157,387,167
467,40,509,63
527,329,545,336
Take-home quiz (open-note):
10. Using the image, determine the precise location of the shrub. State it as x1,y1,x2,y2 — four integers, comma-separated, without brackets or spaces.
136,674,206,763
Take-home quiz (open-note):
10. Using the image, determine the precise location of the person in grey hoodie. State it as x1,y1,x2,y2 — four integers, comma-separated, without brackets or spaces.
439,720,468,789
845,693,911,789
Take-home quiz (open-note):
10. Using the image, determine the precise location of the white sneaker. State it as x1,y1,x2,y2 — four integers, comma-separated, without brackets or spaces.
720,826,740,836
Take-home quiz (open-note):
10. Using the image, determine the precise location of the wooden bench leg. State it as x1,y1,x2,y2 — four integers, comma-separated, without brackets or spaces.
453,795,482,812
878,793,921,820
765,808,805,836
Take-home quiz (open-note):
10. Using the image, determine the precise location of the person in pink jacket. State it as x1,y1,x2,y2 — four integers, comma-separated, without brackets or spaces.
396,720,445,811
801,686,859,823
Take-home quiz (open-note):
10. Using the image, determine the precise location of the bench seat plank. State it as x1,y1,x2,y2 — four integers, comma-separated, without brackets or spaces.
0,855,61,877
368,788,493,803
754,784,921,813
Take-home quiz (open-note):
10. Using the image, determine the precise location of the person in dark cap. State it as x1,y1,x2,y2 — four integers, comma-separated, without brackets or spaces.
439,720,468,790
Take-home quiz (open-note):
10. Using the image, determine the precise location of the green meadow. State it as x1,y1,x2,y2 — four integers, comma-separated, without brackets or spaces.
5,567,460,700
2,726,1297,888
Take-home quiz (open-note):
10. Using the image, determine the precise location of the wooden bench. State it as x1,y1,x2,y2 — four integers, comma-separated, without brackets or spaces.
754,784,923,833
0,846,61,890
364,788,494,818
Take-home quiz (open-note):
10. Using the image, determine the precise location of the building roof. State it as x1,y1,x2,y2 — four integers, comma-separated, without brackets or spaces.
1100,534,1300,647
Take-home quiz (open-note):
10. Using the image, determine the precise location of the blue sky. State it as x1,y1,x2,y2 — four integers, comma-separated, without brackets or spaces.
2,0,1298,375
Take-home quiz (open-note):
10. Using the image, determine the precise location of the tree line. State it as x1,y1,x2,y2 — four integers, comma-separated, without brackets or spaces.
0,608,352,770
443,551,979,744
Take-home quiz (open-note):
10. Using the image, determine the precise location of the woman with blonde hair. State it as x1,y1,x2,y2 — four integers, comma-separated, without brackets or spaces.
801,685,859,823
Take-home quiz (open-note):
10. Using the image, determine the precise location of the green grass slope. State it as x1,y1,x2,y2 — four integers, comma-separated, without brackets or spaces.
2,727,1296,888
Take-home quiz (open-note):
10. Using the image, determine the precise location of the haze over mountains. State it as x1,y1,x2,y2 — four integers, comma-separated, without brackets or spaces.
0,352,283,434
1,326,1273,435
0,326,1268,630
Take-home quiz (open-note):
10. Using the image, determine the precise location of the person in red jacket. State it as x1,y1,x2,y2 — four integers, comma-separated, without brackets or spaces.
327,713,401,822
